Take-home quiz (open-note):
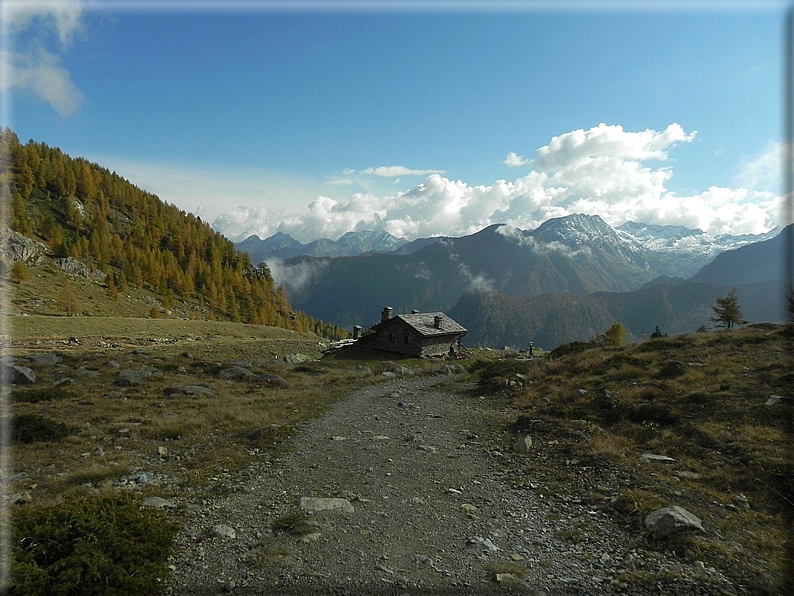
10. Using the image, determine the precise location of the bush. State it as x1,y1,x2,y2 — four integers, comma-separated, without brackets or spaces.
549,341,596,359
474,359,528,390
12,387,75,403
12,414,75,444
11,493,178,596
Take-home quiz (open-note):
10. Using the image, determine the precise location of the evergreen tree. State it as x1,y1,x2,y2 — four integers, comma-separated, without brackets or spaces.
709,288,747,329
602,322,627,347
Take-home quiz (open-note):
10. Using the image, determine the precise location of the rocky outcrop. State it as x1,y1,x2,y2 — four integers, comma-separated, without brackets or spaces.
0,228,47,265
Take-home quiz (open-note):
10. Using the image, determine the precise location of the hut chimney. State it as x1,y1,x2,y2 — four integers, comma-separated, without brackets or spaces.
381,307,393,323
433,315,443,329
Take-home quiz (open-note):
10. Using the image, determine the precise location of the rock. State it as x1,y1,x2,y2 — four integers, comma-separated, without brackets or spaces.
677,471,701,480
55,257,107,281
283,353,309,364
765,395,785,406
645,506,704,538
732,494,750,509
299,497,354,514
9,491,32,505
142,497,177,509
116,366,160,386
27,353,62,366
1,363,36,384
157,446,168,456
512,435,532,453
465,536,499,553
218,366,254,380
182,385,217,397
438,364,465,376
300,532,322,543
0,228,47,264
225,359,252,368
52,377,74,387
639,453,676,464
255,374,290,388
212,525,236,539
496,573,520,584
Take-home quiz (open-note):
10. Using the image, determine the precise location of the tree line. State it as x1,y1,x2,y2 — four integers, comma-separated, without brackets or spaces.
1,129,348,339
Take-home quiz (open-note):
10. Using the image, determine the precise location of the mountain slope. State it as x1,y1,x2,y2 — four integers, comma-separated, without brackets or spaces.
277,218,665,329
449,279,787,350
1,130,347,338
689,224,790,285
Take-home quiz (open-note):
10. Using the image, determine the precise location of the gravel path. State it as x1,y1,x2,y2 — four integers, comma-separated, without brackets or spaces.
167,374,738,596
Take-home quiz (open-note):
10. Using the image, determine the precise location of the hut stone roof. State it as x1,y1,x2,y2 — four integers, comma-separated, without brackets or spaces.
373,312,467,337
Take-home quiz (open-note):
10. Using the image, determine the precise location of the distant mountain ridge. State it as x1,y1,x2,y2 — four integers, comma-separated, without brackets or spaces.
259,214,786,349
238,216,776,281
237,229,408,262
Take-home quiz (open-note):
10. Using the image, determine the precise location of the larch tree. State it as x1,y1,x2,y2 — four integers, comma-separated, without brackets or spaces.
709,288,747,329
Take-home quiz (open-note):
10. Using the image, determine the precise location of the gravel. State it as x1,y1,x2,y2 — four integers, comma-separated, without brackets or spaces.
167,375,739,595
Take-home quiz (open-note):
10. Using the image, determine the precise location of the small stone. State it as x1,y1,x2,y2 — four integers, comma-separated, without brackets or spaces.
461,504,478,513
300,532,322,543
299,497,354,514
212,524,236,539
513,435,532,453
639,453,676,464
765,395,785,406
157,446,168,456
142,497,177,509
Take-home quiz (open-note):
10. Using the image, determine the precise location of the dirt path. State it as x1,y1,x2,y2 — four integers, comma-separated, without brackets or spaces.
167,375,736,596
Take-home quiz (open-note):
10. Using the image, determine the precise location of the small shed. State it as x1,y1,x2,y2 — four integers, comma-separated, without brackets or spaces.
357,306,467,358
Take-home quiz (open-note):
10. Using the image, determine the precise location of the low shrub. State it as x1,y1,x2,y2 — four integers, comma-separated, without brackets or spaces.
549,341,596,359
10,493,178,596
12,414,76,444
12,387,75,403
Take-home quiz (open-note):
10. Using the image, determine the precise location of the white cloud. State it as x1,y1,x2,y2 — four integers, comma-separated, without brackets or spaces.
360,165,445,177
3,0,86,116
503,151,528,167
1,49,83,116
211,123,781,245
737,141,782,194
4,0,84,46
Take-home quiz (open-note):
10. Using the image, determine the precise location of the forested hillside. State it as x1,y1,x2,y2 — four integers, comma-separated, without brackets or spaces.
1,129,346,338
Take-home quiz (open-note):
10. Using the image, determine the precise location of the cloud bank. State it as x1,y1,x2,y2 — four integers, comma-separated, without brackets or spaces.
213,122,783,243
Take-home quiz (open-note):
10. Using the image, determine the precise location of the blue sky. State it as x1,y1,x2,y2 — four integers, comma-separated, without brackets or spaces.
2,1,788,243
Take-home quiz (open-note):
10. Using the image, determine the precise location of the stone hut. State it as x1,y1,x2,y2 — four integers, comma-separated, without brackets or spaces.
357,307,467,358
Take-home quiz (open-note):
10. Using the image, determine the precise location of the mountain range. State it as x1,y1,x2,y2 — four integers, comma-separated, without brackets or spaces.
238,215,777,278
244,214,788,349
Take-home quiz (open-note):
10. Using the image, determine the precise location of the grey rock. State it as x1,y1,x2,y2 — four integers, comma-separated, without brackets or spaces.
212,524,237,539
225,359,252,368
639,453,676,464
299,497,354,514
142,496,177,509
645,506,704,538
465,536,499,553
1,363,36,384
53,377,75,387
255,374,290,388
765,395,785,406
27,353,62,366
116,366,160,386
512,435,533,454
218,366,254,380
181,385,217,397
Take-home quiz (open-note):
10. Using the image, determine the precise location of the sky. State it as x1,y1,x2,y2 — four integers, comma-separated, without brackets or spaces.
1,0,790,244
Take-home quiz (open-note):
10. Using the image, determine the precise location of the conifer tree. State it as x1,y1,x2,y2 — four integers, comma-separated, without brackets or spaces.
709,288,747,329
